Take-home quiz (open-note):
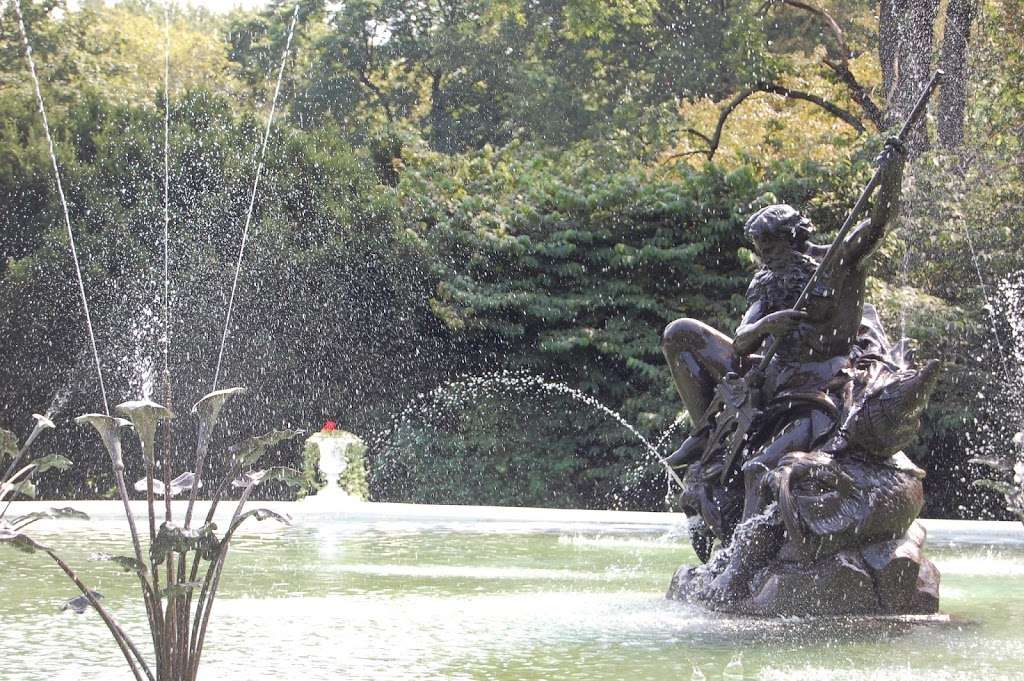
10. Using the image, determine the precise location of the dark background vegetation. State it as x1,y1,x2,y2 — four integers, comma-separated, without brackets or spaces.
0,0,1021,516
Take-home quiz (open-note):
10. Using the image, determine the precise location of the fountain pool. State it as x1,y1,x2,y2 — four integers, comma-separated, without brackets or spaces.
2,502,1022,680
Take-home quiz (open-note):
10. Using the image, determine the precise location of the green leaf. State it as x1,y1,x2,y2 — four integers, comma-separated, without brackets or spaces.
0,524,40,553
12,507,89,528
0,429,18,460
234,467,305,490
91,552,144,573
151,522,220,564
229,429,304,468
1,479,36,499
31,454,73,474
973,479,1015,496
230,508,291,534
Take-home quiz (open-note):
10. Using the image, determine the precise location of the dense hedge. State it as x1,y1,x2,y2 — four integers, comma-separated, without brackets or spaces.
374,142,869,508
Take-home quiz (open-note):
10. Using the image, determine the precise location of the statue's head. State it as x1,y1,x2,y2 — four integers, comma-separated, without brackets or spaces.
744,204,814,257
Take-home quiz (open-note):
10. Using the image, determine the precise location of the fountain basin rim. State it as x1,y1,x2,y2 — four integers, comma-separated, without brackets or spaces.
4,500,1020,545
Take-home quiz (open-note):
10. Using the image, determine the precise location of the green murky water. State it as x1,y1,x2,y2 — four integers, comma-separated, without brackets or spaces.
2,502,1022,680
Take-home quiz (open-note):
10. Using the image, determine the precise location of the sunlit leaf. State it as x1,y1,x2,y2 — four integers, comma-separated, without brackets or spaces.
1,479,36,499
973,479,1014,496
31,454,73,474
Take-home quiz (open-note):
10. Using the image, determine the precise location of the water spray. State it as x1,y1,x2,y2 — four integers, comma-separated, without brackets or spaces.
12,0,110,415
212,2,301,390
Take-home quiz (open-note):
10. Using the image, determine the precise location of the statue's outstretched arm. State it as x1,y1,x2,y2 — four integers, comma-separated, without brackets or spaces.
838,138,908,268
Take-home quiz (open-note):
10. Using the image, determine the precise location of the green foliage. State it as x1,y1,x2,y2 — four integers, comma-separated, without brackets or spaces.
241,0,774,150
0,82,430,494
376,140,863,508
0,0,1020,519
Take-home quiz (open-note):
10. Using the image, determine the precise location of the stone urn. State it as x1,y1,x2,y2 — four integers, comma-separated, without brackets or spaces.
303,423,368,502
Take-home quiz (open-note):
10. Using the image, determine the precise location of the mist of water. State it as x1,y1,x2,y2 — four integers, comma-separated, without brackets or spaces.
962,222,1012,379
212,2,301,391
372,369,688,503
161,0,173,408
12,0,110,415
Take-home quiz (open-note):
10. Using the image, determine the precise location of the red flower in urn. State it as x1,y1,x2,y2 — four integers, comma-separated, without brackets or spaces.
322,420,337,432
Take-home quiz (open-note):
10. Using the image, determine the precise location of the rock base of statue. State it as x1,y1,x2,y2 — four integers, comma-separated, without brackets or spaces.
667,520,940,616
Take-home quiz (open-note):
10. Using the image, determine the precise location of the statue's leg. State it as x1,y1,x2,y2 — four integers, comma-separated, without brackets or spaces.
661,318,740,419
662,319,743,544
705,504,785,604
740,409,832,521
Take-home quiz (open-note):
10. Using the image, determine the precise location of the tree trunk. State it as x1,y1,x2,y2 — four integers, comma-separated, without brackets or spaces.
884,0,939,154
937,0,976,149
427,71,451,153
878,0,907,107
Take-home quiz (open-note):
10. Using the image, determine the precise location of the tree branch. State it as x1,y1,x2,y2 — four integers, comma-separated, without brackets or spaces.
357,69,395,123
701,87,758,159
682,127,713,147
822,58,886,129
937,0,976,148
674,83,865,162
758,82,866,133
773,0,886,130
780,0,850,65
354,23,394,123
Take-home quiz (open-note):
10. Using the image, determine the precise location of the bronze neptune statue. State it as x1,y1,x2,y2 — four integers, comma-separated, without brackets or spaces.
662,73,944,615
